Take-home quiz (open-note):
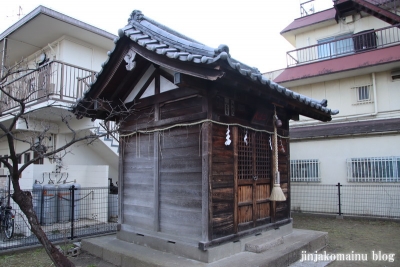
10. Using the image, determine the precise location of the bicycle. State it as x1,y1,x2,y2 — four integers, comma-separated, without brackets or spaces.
0,196,14,239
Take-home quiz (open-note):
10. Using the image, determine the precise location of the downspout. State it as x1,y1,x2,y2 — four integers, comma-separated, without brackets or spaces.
372,72,378,116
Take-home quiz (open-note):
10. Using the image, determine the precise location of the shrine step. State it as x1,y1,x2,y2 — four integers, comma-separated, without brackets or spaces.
81,229,328,267
245,236,284,253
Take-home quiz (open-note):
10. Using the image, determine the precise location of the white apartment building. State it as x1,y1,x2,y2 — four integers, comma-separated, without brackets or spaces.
0,6,119,190
269,0,400,185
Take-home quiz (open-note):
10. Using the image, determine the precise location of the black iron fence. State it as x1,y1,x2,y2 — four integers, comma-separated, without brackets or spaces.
0,187,117,251
291,183,400,219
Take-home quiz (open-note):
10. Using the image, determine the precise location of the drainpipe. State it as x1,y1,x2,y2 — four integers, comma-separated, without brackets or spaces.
372,72,378,116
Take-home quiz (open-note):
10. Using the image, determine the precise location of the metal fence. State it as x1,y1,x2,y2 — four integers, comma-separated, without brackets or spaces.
0,187,117,251
291,183,400,219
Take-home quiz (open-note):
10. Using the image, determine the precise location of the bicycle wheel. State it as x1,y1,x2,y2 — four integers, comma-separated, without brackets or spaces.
3,213,14,239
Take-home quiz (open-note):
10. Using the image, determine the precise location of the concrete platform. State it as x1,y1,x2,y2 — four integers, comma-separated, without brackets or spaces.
81,229,328,267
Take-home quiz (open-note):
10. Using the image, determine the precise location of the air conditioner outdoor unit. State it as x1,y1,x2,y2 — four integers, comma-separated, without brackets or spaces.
391,70,400,81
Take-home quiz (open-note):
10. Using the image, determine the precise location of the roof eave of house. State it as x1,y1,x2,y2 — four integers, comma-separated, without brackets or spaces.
0,5,116,41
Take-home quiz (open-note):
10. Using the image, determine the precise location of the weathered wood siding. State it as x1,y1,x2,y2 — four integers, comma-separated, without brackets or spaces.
123,133,155,231
160,95,203,120
211,124,234,239
159,126,202,239
124,106,155,128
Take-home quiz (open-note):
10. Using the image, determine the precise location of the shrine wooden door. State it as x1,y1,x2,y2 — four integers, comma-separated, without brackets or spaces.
234,128,272,232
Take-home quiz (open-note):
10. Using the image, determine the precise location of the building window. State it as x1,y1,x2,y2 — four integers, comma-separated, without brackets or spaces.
33,151,44,165
290,159,320,182
318,34,354,59
2,155,8,168
347,157,400,182
24,153,31,163
352,84,373,104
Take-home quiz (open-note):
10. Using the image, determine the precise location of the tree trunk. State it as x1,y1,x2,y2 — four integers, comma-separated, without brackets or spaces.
12,188,75,267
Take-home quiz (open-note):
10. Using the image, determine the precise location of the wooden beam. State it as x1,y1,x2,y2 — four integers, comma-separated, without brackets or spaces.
154,131,160,231
233,126,238,234
118,138,125,227
158,68,174,83
122,112,207,132
129,87,200,110
120,59,153,102
109,56,151,101
202,119,211,242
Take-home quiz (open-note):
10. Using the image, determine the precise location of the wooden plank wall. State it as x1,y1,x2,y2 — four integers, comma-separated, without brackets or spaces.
160,95,202,120
123,133,155,231
159,126,203,239
211,124,234,239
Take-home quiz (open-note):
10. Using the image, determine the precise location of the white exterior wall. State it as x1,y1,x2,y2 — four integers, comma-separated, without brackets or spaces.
290,70,400,185
291,70,400,124
59,36,108,71
291,134,400,184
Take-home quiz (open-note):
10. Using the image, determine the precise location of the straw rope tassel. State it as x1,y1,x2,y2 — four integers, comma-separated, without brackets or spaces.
269,108,286,202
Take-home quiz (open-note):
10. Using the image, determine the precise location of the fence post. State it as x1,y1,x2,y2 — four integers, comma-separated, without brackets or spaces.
69,185,76,240
336,182,343,218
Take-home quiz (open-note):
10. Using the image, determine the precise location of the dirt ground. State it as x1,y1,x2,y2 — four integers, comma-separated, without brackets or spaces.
0,214,399,266
292,213,400,267
0,245,118,267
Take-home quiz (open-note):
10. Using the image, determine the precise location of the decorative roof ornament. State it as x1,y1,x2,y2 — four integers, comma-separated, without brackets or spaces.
128,10,144,23
124,49,136,71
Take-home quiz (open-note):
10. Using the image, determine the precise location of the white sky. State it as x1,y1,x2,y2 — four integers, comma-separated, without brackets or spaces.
0,0,333,72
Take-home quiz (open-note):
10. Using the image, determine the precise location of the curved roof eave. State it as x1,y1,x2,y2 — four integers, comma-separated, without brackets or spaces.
76,10,339,118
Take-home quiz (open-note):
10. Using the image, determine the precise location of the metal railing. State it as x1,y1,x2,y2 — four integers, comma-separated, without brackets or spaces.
0,60,96,112
286,24,400,67
0,187,117,251
291,183,400,219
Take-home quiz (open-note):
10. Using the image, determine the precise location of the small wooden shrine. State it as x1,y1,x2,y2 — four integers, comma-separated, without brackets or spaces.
74,10,338,261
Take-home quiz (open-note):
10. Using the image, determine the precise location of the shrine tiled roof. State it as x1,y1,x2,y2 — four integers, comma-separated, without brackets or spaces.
79,10,339,117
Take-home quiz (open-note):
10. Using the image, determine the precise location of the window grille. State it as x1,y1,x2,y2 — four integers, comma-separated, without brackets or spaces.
347,157,400,182
237,131,271,180
351,84,373,104
290,159,320,182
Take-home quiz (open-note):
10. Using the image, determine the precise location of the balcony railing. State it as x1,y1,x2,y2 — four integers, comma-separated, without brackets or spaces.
286,24,400,67
1,60,96,112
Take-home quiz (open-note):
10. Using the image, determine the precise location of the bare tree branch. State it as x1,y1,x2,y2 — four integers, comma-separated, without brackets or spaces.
0,57,134,267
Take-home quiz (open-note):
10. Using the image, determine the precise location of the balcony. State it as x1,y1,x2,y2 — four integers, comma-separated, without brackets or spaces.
286,24,400,67
1,60,96,112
